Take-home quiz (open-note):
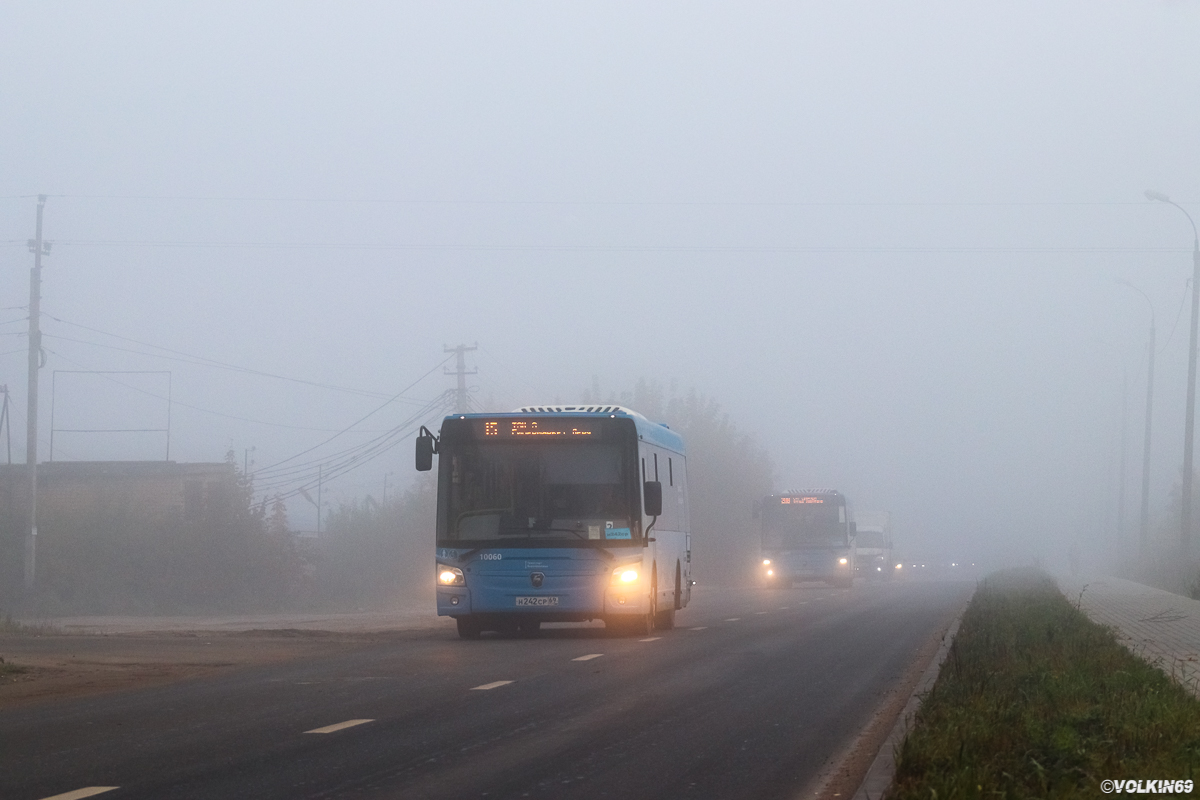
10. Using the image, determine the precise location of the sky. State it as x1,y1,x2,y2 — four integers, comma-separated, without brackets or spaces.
2,1,1199,569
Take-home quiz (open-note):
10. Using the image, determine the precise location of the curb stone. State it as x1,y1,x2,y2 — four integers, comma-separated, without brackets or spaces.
851,611,965,800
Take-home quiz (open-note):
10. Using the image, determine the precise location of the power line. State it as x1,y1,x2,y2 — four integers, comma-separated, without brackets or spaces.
43,349,402,433
253,390,451,483
8,193,1200,206
257,394,452,501
253,404,443,483
41,316,418,402
255,353,456,474
38,241,1195,254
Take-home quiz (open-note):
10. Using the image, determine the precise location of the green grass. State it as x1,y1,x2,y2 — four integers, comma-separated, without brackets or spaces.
888,569,1200,799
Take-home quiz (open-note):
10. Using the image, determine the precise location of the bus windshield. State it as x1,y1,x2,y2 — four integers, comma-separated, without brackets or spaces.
441,442,636,543
762,503,847,548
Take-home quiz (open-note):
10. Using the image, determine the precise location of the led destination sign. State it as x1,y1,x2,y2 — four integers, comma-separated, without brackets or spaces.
472,419,600,439
781,497,826,504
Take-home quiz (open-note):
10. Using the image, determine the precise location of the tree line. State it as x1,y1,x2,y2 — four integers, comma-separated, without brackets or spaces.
0,384,773,615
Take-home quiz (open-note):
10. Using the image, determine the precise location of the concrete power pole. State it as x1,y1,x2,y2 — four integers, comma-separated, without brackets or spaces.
1117,371,1128,543
444,343,478,414
25,195,50,593
1140,319,1156,554
1,384,11,464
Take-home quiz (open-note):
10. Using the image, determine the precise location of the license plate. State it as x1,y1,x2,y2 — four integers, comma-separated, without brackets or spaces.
515,596,559,606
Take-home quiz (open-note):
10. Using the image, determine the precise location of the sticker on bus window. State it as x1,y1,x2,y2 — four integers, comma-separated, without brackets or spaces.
588,525,601,540
605,527,631,540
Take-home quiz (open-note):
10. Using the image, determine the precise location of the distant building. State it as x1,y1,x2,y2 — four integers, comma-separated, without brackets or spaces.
0,460,239,524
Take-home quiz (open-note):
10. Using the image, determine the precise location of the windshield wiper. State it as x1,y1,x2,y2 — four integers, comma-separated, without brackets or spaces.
454,545,487,563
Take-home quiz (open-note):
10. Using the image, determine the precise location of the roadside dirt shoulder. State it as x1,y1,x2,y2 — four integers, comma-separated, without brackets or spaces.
0,622,453,709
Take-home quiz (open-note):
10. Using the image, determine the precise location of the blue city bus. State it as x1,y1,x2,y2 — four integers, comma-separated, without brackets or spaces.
416,405,692,639
758,489,856,588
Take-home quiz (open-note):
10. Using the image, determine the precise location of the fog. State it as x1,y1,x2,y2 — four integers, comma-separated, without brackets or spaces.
2,1,1200,586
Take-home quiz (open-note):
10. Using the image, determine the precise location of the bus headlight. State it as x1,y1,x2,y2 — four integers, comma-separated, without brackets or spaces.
438,566,465,586
895,563,902,570
766,569,774,576
611,566,639,585
762,559,771,565
838,557,848,565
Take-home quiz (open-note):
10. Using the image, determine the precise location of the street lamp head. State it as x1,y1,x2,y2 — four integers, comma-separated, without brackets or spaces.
1146,189,1171,203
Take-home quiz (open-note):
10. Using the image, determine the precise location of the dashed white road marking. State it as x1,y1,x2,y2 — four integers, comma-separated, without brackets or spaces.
305,719,374,734
725,617,741,622
690,626,708,630
572,653,604,661
778,606,790,610
39,789,119,800
755,611,768,615
470,680,515,691
639,636,661,642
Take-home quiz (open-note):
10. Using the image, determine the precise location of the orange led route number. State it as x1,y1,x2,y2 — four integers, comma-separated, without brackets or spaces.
482,420,596,437
781,497,825,504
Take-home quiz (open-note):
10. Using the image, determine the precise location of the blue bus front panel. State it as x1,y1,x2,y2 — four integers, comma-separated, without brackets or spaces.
436,547,633,618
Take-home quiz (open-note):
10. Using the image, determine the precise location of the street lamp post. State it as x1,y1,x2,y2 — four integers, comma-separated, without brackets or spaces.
1147,190,1200,558
1118,279,1156,555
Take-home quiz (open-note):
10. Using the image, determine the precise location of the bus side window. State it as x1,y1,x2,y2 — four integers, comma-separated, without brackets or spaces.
677,458,689,532
658,450,674,530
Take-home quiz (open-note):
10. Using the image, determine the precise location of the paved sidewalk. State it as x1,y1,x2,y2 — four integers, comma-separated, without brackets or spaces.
1066,576,1200,696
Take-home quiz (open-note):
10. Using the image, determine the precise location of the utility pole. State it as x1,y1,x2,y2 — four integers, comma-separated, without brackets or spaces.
1146,190,1200,559
1,384,11,464
25,195,49,593
1185,244,1200,559
1117,371,1128,543
444,343,478,414
1140,317,1156,554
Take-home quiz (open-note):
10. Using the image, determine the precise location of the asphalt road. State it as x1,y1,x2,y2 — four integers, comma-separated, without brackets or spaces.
1,581,970,800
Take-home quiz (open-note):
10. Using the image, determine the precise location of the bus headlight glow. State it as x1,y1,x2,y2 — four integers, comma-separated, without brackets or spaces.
838,557,848,565
762,559,771,565
438,566,465,586
895,563,902,569
612,566,639,585
766,569,774,576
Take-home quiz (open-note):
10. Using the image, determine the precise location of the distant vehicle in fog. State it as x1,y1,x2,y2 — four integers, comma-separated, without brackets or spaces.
417,405,691,639
853,510,894,579
757,489,855,588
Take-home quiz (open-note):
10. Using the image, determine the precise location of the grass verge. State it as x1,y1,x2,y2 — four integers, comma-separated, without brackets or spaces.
889,568,1200,799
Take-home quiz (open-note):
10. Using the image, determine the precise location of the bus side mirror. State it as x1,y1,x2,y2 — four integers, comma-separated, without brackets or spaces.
643,481,662,517
415,430,437,472
850,521,857,536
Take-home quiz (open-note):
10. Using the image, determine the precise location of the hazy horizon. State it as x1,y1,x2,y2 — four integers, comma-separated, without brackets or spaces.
3,1,1200,574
